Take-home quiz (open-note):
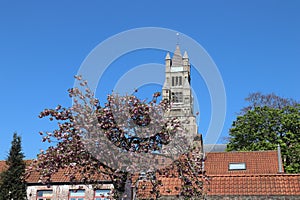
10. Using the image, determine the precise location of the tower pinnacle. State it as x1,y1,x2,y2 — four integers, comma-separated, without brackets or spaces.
165,52,171,60
172,45,183,67
183,51,189,59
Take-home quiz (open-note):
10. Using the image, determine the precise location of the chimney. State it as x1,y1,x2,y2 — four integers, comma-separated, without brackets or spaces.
277,144,283,173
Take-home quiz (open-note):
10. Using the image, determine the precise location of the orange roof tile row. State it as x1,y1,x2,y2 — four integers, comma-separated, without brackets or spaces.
135,173,300,198
0,160,112,183
26,166,112,183
207,174,300,196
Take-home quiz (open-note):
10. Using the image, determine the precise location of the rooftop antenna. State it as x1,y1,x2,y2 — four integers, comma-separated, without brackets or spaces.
176,32,180,45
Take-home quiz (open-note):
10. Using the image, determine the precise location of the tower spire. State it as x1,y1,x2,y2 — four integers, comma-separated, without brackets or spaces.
176,32,180,45
172,45,183,67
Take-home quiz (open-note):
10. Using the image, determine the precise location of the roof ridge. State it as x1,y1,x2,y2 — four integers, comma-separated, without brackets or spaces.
209,173,300,177
206,150,278,154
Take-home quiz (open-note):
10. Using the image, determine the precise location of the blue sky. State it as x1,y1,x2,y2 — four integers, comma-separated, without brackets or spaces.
0,1,299,159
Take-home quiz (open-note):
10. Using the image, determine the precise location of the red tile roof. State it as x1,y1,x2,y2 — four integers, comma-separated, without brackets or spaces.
134,150,300,198
158,177,182,196
26,164,112,183
135,180,156,199
204,151,300,196
207,174,300,196
134,153,204,199
205,151,282,175
0,160,111,183
135,177,182,198
1,150,300,197
26,169,110,183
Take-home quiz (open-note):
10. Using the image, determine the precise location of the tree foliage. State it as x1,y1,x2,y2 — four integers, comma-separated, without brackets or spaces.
0,133,27,200
26,76,207,199
227,93,300,173
241,92,298,113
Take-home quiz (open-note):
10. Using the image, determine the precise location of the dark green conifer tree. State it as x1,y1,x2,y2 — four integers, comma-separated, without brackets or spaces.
0,133,27,199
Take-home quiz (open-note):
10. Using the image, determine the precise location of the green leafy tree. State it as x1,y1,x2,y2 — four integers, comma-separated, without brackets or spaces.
0,133,27,200
227,93,300,173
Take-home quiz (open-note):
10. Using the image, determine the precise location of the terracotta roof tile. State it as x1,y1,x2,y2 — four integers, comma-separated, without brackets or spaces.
207,174,300,196
2,150,300,197
136,180,157,199
25,163,112,183
158,177,182,196
135,177,182,198
1,160,111,183
205,151,282,175
135,150,300,198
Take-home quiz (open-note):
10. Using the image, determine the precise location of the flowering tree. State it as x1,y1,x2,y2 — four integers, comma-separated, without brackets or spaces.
26,76,207,199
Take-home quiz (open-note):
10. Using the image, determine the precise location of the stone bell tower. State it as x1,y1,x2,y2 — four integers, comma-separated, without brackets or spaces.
162,45,198,139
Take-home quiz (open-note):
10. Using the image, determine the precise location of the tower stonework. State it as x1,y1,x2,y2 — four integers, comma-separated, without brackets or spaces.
162,45,198,139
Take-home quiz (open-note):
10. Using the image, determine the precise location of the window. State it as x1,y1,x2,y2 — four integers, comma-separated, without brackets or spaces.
171,76,182,86
69,189,85,200
94,189,111,200
37,190,53,200
172,92,183,103
228,163,246,170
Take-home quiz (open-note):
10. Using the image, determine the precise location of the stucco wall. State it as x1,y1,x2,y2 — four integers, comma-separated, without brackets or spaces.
27,183,113,200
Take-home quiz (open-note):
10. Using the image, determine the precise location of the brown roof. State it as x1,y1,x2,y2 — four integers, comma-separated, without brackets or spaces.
205,151,282,175
208,174,300,196
26,162,112,183
0,160,7,173
26,168,111,183
135,177,182,198
0,160,111,183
